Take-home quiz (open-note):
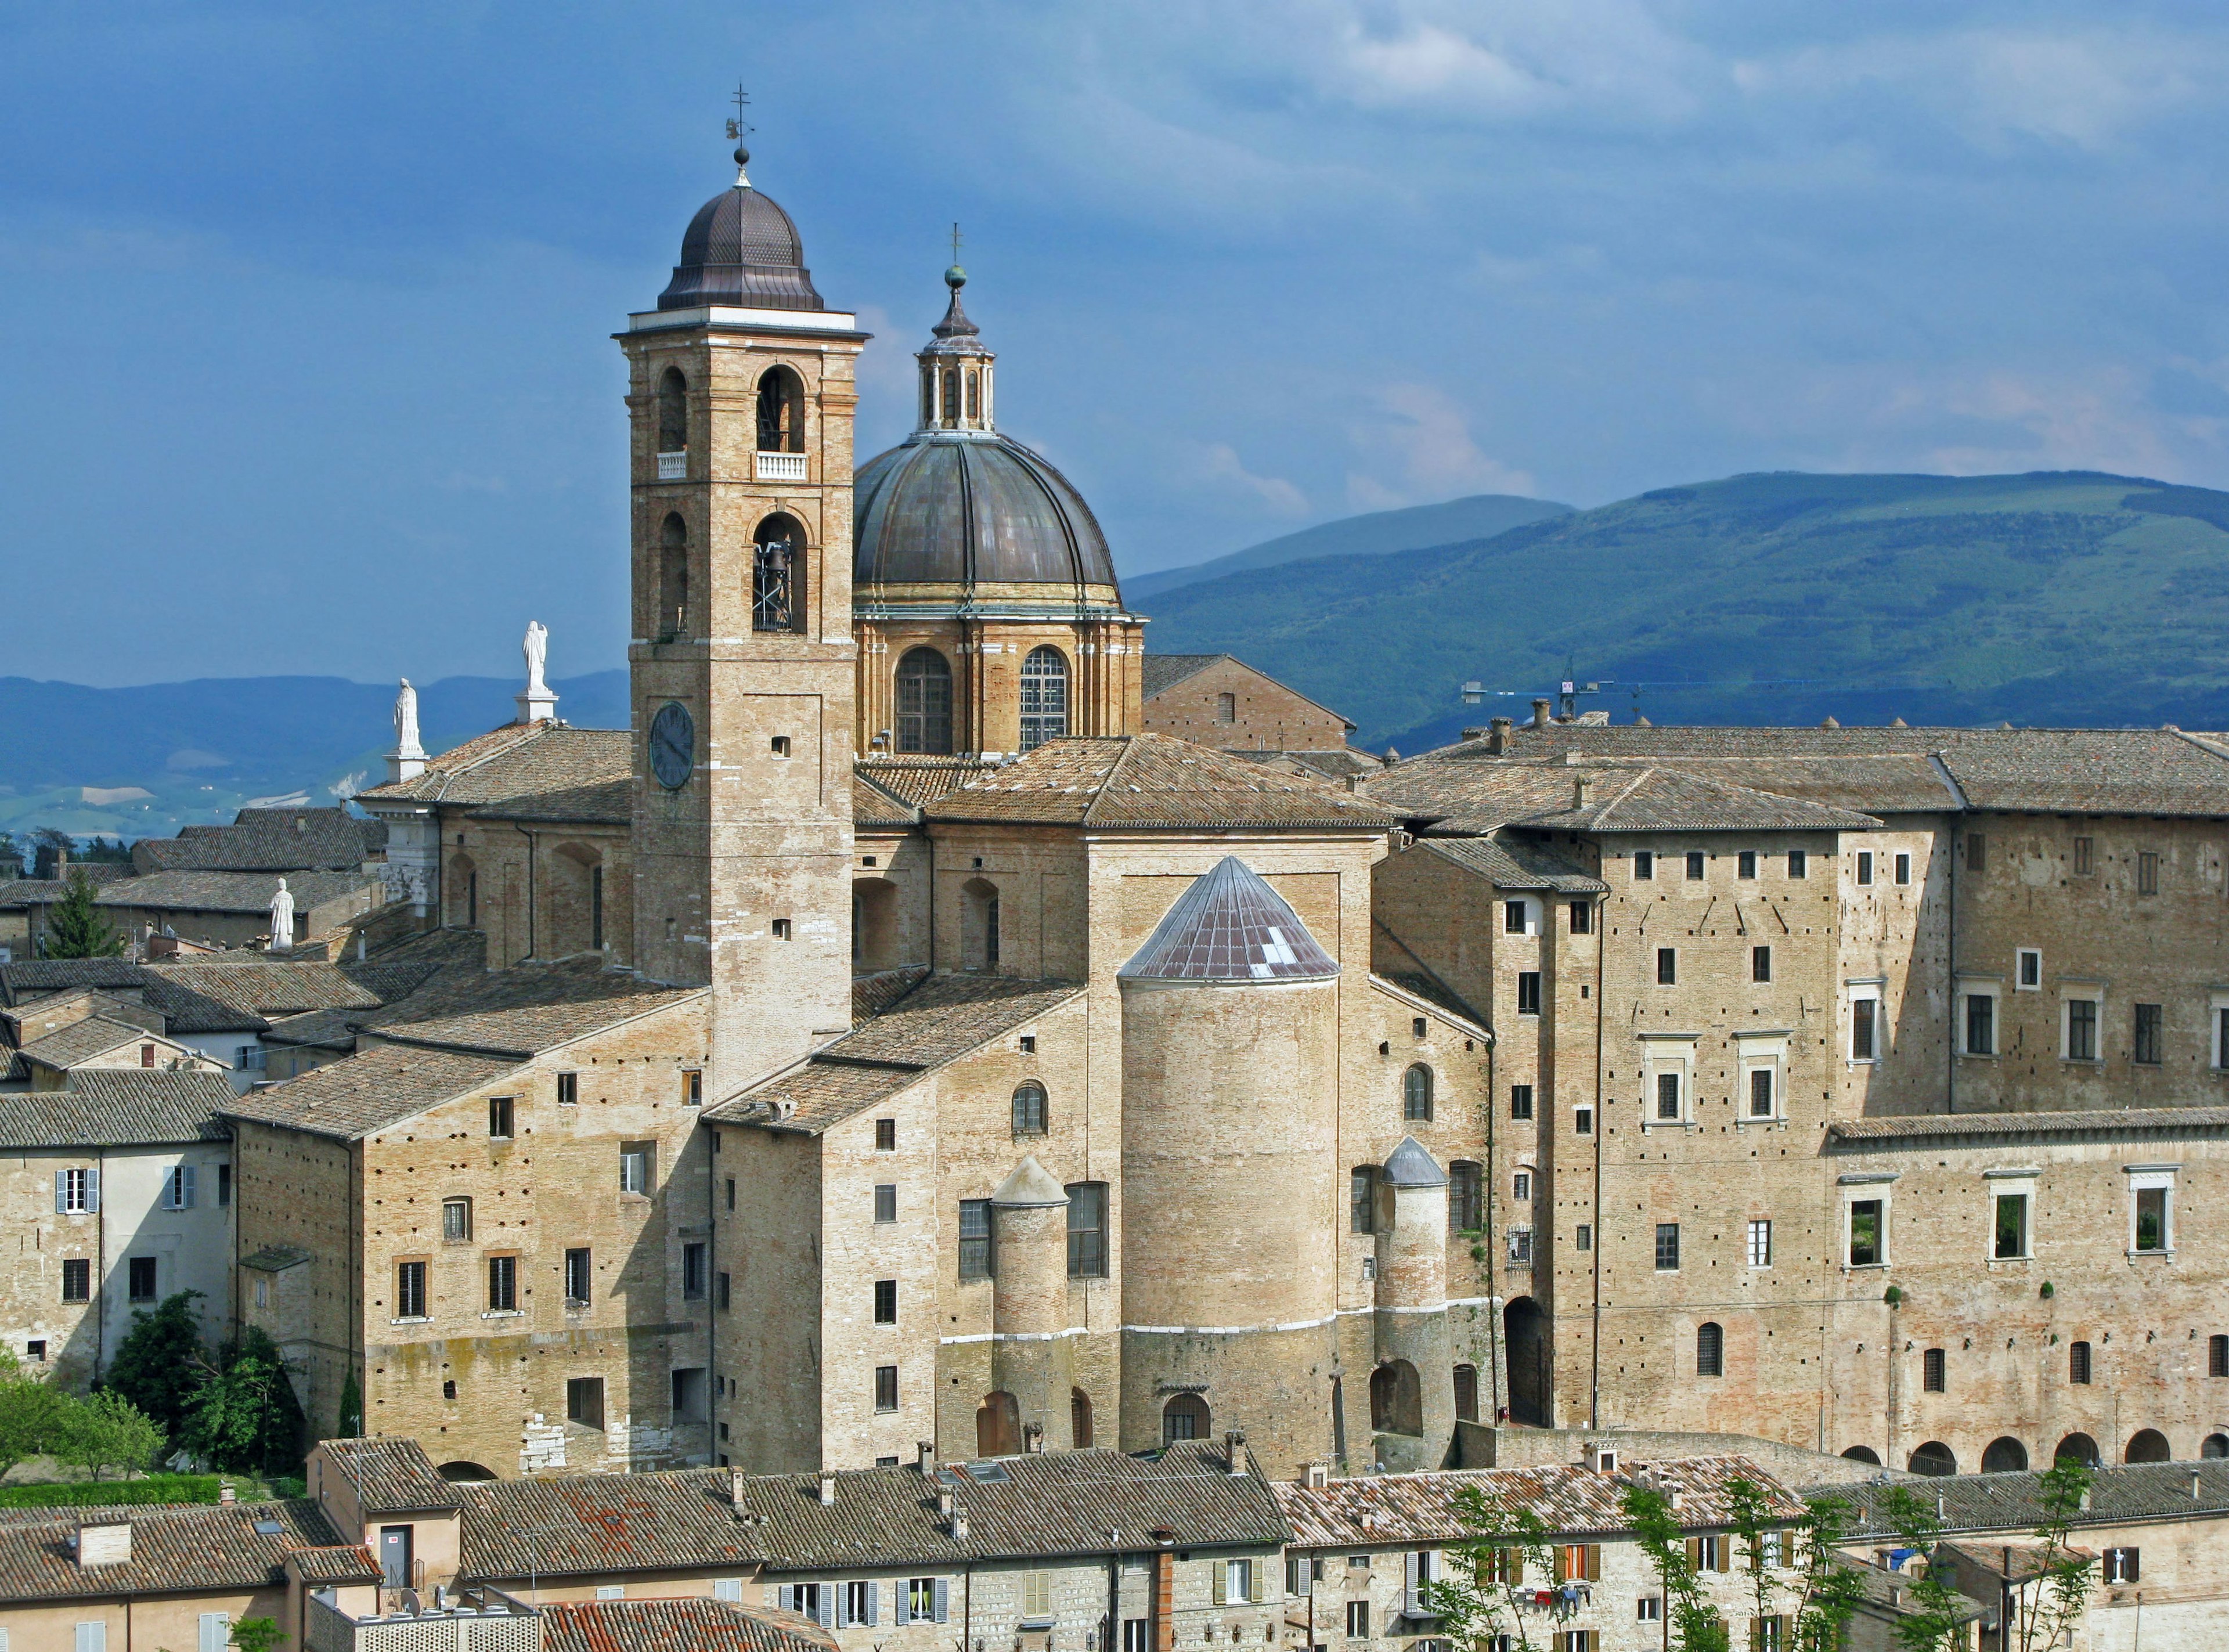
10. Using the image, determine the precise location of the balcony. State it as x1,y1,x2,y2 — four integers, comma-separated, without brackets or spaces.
656,452,686,481
755,450,807,482
307,1585,540,1652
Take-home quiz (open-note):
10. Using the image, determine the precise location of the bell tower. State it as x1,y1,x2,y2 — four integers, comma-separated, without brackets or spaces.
622,142,865,1089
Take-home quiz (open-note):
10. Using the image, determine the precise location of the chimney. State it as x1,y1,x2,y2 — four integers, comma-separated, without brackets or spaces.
1531,698,1552,729
219,1483,236,1505
818,1473,836,1506
951,1512,969,1541
1380,747,1400,769
2193,1469,2203,1501
938,1490,955,1519
1025,1422,1045,1454
1303,1462,1329,1489
731,1466,746,1508
77,1518,131,1568
1459,728,1487,742
1488,716,1512,754
1225,1431,1249,1476
1572,776,1591,810
917,1440,937,1474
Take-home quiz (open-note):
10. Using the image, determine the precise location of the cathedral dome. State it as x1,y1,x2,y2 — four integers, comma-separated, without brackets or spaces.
853,434,1118,590
656,149,827,312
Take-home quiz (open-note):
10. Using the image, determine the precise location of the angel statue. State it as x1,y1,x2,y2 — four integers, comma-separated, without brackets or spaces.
524,621,549,699
394,678,424,759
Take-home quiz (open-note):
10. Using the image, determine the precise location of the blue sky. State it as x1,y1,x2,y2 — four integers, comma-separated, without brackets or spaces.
6,2,2229,686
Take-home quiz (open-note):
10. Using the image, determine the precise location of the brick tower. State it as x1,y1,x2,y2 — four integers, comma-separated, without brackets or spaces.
622,142,865,1090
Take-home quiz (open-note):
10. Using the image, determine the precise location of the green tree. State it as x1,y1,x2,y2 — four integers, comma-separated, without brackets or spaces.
1875,1488,1971,1652
2008,1459,2094,1652
0,1351,73,1476
102,1292,207,1442
1789,1494,1868,1652
1620,1481,1730,1652
1419,1481,1561,1652
55,1390,164,1481
229,1619,287,1652
181,1328,306,1477
335,1368,363,1439
41,868,123,959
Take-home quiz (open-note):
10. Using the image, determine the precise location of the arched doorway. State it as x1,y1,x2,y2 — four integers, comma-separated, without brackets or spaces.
1907,1441,1957,1477
1453,1364,1478,1424
976,1391,1020,1458
2126,1429,2172,1463
1162,1393,1209,1444
1503,1297,1549,1426
2055,1433,2101,1467
1840,1446,1881,1465
1070,1388,1093,1450
1369,1361,1422,1435
1981,1437,2029,1474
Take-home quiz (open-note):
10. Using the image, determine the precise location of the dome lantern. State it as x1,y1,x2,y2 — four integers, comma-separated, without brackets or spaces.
917,267,995,435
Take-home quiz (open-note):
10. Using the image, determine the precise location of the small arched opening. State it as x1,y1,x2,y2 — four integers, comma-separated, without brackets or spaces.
2126,1429,2172,1464
2055,1433,2101,1467
752,513,805,633
896,648,954,755
2202,1433,2229,1459
1402,1064,1433,1122
1503,1297,1549,1427
755,365,805,453
656,367,688,456
1696,1322,1724,1378
1162,1393,1209,1444
1071,1388,1094,1450
942,369,962,424
1453,1364,1478,1424
1982,1437,2029,1474
976,1391,1020,1458
1840,1445,1882,1466
449,852,479,930
1907,1441,1958,1477
1018,646,1069,753
658,513,690,639
437,1460,498,1484
961,877,1000,973
853,878,900,970
1369,1359,1423,1436
1011,1080,1048,1137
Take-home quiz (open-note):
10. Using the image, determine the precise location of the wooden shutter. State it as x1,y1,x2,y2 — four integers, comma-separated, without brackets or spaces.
935,1578,951,1624
1584,1545,1601,1581
1716,1537,1732,1574
1402,1551,1422,1617
816,1589,835,1629
1249,1561,1264,1604
85,1168,98,1212
199,1614,228,1652
1685,1538,1701,1571
1213,1562,1228,1606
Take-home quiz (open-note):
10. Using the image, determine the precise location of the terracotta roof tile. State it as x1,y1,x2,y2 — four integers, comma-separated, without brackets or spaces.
1825,1462,2229,1536
855,756,994,807
853,771,919,828
15,1016,161,1070
150,958,381,1018
543,1600,834,1652
133,807,381,874
1370,760,1879,834
1828,1106,2229,1144
1411,835,1607,893
365,955,704,1058
322,1437,460,1515
359,725,631,816
925,735,1398,831
0,1071,234,1149
222,1042,521,1141
0,1497,344,1604
91,870,381,917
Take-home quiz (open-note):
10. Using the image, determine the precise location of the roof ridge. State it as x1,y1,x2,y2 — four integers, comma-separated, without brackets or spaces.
1081,736,1148,825
1592,766,1653,827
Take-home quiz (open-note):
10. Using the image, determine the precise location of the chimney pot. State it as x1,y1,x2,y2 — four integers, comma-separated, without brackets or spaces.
818,1473,836,1506
1488,716,1512,754
1225,1431,1248,1476
952,1512,969,1541
731,1467,746,1507
917,1441,937,1474
1531,698,1552,728
77,1518,131,1568
219,1483,236,1505
1303,1462,1329,1489
1573,777,1591,810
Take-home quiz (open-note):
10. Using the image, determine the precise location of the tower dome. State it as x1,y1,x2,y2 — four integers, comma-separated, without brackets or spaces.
656,147,827,312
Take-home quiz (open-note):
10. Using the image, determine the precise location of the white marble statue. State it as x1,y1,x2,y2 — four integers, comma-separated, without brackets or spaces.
394,678,424,760
524,621,549,698
268,877,295,951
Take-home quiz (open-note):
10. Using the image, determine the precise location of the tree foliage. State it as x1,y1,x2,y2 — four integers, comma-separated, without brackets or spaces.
1419,1482,1561,1652
0,1352,75,1476
2010,1459,2094,1652
181,1328,306,1477
1619,1481,1729,1652
41,867,123,959
229,1619,287,1652
56,1390,165,1481
1875,1488,1973,1652
102,1293,208,1440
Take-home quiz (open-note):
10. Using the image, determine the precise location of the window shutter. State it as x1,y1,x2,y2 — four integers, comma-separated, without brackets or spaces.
180,1167,197,1209
200,1614,228,1652
714,1579,742,1603
865,1583,880,1626
1402,1552,1420,1617
935,1578,950,1624
77,1625,106,1652
1584,1545,1600,1582
1684,1538,1701,1572
1213,1563,1228,1607
85,1169,99,1213
55,1172,66,1214
777,1586,795,1614
1552,1548,1568,1585
1249,1561,1264,1604
816,1590,834,1629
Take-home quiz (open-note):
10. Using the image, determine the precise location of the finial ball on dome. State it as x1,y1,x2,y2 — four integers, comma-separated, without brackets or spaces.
945,265,967,290
734,145,751,168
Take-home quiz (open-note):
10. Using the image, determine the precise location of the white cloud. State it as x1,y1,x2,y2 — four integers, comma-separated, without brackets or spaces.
1346,383,1534,509
1194,442,1310,517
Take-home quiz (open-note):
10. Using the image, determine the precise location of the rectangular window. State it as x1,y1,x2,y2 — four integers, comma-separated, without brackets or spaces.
218,1164,230,1207
874,1279,897,1324
1894,852,1911,885
1569,900,1592,934
567,1375,605,1430
161,1166,195,1210
1654,1223,1680,1271
2135,1186,2169,1252
1657,948,1677,986
1856,851,1873,886
1633,851,1654,881
1574,1106,1593,1136
1574,1224,1592,1251
1923,1348,1945,1393
717,1271,731,1311
62,1258,91,1303
2017,948,2042,989
1849,1200,1883,1267
487,1254,517,1311
1449,1162,1483,1231
2210,1334,2227,1378
1507,1228,1534,1267
1513,1170,1532,1201
1655,1072,1682,1121
1788,850,1807,879
1752,944,1771,983
441,1195,475,1242
672,1366,707,1423
2103,1548,2140,1585
874,1183,897,1224
1505,899,1528,934
1346,1602,1369,1640
1686,852,1705,881
1852,998,1877,1061
2070,1340,2091,1384
1350,1167,1377,1234
2066,998,2098,1062
57,1167,95,1214
1967,994,1995,1056
1638,1597,1663,1624
771,918,792,941
1967,833,1986,872
1510,1084,1534,1120
1067,1181,1109,1277
619,1142,652,1195
2134,1003,2163,1065
2073,836,2094,875
910,1579,950,1627
1217,691,1236,724
875,1117,897,1150
1747,1219,1772,1268
682,1242,707,1300
874,1364,899,1413
127,1257,157,1301
1748,1068,1774,1118
1516,972,1541,1015
838,1581,875,1628
2138,850,2159,895
1993,1194,2028,1260
566,1247,592,1304
684,1069,702,1105
396,1260,427,1319
556,1070,578,1105
1737,851,1756,879
958,1199,993,1278
488,1095,514,1138
725,1177,736,1213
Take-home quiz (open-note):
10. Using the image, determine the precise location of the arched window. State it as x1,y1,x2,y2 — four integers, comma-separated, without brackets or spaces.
1370,1359,1423,1435
896,648,954,755
965,368,980,421
1448,1161,1483,1231
755,366,805,453
1453,1364,1479,1424
1072,1388,1094,1450
658,514,690,638
656,367,688,455
1840,1445,1882,1466
1907,1441,1957,1477
942,369,962,423
1018,646,1069,753
1163,1393,1209,1444
1012,1081,1048,1137
2203,1433,2229,1459
976,1391,1020,1458
1403,1064,1434,1121
752,514,804,633
1981,1437,2029,1474
962,877,1000,973
2055,1433,2101,1467
2126,1429,2171,1464
1696,1322,1724,1377
436,1460,499,1484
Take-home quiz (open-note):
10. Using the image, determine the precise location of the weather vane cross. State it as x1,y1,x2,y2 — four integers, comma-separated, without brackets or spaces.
950,222,964,265
726,83,753,142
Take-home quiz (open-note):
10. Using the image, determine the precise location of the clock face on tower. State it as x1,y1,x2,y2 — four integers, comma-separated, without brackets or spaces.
650,701,695,790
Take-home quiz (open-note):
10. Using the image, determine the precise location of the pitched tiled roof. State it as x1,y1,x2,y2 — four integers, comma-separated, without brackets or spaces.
1413,834,1607,893
459,1473,760,1579
92,870,379,917
259,1008,362,1050
855,756,993,807
0,1497,344,1604
852,966,930,1025
341,926,488,1001
925,735,1399,831
1276,1458,1803,1548
1823,1462,2229,1538
151,958,381,1019
853,770,919,828
1828,1106,2229,1144
0,960,156,1002
0,963,269,1036
1226,748,1381,782
543,1600,834,1652
222,1041,521,1141
1140,654,1226,699
134,807,382,874
321,1437,460,1515
711,974,1081,1134
0,1071,233,1149
365,955,704,1058
1370,760,1879,835
287,1543,383,1585
15,1016,163,1070
359,724,632,814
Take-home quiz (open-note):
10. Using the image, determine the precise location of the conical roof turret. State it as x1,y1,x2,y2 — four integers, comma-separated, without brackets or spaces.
1118,855,1340,983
